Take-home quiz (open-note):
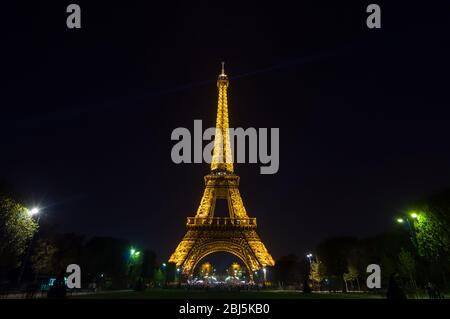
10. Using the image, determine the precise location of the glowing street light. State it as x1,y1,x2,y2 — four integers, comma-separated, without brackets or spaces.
18,207,42,284
27,207,40,217
395,213,420,248
306,253,313,264
129,248,140,259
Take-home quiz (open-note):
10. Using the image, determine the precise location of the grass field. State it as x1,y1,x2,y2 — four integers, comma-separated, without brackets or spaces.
73,289,385,299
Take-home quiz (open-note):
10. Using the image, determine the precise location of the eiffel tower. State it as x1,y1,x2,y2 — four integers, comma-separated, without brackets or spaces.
169,63,275,279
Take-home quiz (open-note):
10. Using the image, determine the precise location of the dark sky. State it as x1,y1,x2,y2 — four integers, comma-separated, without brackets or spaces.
2,1,450,262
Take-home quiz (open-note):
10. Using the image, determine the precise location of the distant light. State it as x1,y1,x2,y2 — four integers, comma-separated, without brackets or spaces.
306,253,313,258
263,267,267,273
410,213,418,219
28,207,40,216
162,263,166,267
397,218,404,223
130,248,136,255
177,268,180,273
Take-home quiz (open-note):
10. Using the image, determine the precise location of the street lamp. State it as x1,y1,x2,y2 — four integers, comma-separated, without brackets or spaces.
127,247,141,287
176,268,182,286
262,267,267,281
28,207,40,217
161,263,168,287
395,213,419,248
306,253,313,264
129,248,141,259
18,207,41,285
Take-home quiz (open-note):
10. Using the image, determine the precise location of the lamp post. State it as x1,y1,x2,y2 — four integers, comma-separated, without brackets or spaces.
262,267,267,287
306,253,313,264
396,212,428,291
17,207,41,286
176,267,181,286
396,211,419,248
162,262,167,287
128,247,141,287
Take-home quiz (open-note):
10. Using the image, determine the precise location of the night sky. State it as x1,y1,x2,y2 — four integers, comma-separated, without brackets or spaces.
2,1,450,262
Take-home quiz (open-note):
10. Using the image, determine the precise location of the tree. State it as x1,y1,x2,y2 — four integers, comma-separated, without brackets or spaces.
140,250,157,284
415,205,449,262
0,196,38,275
154,268,165,287
82,237,130,289
166,262,177,283
343,264,359,291
302,277,312,293
398,248,416,291
413,189,450,287
274,254,304,288
344,246,366,291
316,236,358,292
31,237,58,276
30,233,84,277
309,258,326,290
357,231,410,288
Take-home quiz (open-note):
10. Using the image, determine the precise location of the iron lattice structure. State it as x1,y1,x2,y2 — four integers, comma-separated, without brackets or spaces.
169,63,275,277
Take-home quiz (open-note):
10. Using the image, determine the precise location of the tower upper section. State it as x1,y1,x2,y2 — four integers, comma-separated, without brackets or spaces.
211,62,234,173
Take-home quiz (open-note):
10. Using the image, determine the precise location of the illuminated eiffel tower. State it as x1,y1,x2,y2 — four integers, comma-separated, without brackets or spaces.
169,63,275,278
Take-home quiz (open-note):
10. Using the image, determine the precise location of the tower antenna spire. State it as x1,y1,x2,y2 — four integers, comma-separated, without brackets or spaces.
213,61,232,173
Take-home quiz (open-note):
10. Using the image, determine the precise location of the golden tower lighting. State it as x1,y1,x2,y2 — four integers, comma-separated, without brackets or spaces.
169,63,275,279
